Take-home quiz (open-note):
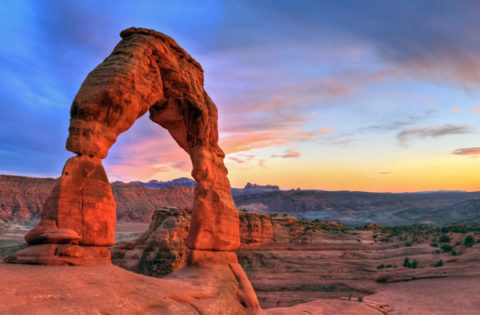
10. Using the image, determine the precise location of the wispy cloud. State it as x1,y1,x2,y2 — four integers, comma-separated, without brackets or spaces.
365,110,436,132
258,159,266,168
452,147,480,156
396,124,472,144
271,149,301,159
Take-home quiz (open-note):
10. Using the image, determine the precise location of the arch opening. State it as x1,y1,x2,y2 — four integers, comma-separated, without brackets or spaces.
8,27,240,265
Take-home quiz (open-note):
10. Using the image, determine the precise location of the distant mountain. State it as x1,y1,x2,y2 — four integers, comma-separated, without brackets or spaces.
126,178,280,196
129,177,196,189
231,182,280,196
234,190,480,227
2,174,480,227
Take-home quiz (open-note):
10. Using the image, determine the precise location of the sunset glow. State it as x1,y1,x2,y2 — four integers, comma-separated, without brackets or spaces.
1,1,479,192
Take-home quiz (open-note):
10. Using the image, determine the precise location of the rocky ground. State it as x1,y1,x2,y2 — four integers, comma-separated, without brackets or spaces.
0,264,389,315
2,209,480,314
109,208,480,312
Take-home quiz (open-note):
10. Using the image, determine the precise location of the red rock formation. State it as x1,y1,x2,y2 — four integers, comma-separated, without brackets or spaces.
8,27,260,312
10,27,240,266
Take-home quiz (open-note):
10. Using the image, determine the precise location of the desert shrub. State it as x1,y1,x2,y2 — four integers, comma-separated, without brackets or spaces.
430,242,438,247
434,260,444,267
403,257,418,268
358,297,363,302
239,209,248,212
377,264,385,270
439,234,450,243
464,235,475,247
441,244,453,252
455,241,461,246
271,213,278,217
405,242,412,247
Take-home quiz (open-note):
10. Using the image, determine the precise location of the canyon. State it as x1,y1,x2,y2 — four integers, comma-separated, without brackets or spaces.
110,207,480,311
2,174,480,228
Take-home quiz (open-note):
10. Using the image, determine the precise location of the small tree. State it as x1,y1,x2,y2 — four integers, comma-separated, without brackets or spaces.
439,234,451,243
434,260,444,267
464,235,475,247
403,257,411,268
411,259,418,268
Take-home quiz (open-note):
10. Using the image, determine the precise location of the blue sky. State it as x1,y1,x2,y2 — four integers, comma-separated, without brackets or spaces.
1,1,479,191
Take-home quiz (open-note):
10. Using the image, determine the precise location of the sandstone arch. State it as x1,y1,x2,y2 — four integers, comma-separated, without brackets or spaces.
10,27,240,265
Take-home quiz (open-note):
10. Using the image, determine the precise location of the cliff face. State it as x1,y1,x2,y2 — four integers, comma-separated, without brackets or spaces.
0,175,56,224
112,184,193,222
0,175,193,224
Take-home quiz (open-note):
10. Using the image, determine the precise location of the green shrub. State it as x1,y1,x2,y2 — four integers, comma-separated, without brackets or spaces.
464,235,475,247
405,242,412,247
434,260,444,267
358,297,363,302
411,259,418,268
430,242,438,247
403,257,418,268
377,264,385,270
439,234,450,243
441,244,453,252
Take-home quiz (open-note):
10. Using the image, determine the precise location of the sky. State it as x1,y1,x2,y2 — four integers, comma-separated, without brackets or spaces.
0,0,479,192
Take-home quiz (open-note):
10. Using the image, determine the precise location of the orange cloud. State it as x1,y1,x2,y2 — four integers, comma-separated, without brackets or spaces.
452,147,480,156
271,148,301,159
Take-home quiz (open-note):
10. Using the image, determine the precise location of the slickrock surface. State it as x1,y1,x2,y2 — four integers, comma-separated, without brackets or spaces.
0,263,392,315
112,208,480,309
0,264,260,315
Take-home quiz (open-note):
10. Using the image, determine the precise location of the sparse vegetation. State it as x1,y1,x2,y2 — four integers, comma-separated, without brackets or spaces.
358,297,363,302
403,257,418,268
439,234,451,243
434,260,444,267
441,244,453,253
464,235,475,247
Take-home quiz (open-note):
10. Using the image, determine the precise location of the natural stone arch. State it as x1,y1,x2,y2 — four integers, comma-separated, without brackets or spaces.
10,27,240,265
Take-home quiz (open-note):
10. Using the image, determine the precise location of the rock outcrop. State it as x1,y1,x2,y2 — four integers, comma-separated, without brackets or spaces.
112,208,480,308
10,27,242,266
8,27,261,313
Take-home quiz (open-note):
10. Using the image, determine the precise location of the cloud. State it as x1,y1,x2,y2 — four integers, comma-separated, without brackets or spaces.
452,147,480,156
318,126,339,135
365,110,436,132
219,1,480,86
271,149,301,159
396,124,472,144
258,159,266,168
228,156,246,164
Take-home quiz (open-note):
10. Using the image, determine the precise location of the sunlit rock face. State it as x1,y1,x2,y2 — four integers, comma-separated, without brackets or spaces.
10,27,240,265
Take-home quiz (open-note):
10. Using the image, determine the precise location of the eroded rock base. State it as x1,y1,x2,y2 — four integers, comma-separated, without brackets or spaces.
5,244,111,266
